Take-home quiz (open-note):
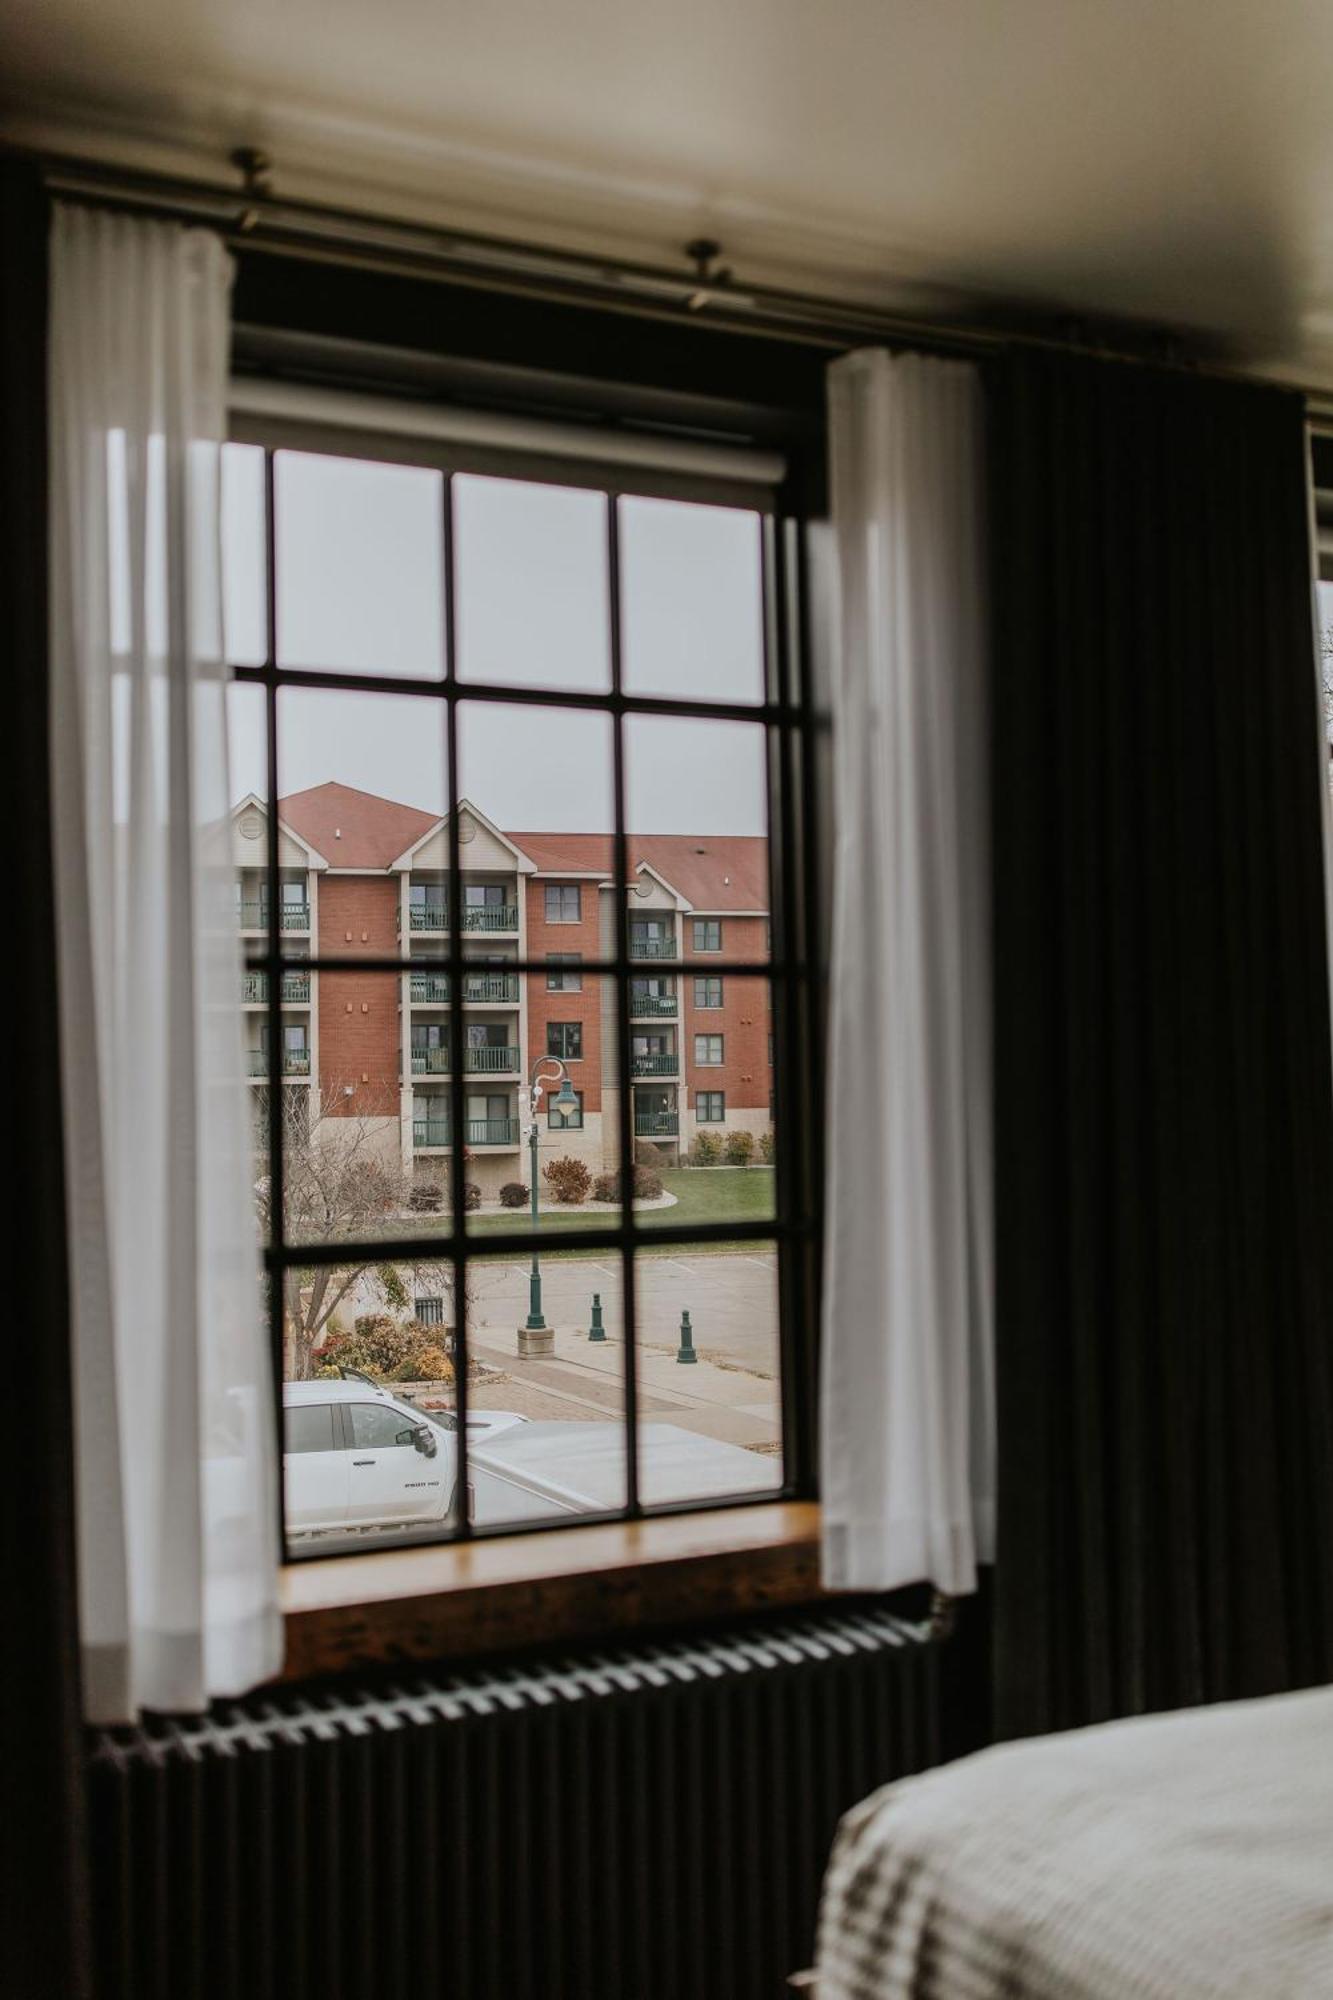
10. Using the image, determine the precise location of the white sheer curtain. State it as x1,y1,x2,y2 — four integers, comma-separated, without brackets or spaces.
49,204,281,1722
820,348,994,1598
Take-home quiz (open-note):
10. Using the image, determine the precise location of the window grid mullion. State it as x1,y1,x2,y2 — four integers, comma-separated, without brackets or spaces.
442,470,472,1537
608,494,640,1519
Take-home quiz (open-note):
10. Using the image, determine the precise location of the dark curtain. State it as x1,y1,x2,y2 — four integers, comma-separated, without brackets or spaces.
989,352,1333,1740
2,162,92,1997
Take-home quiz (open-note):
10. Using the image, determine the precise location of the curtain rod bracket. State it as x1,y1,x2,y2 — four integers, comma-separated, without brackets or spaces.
685,237,732,311
230,146,273,233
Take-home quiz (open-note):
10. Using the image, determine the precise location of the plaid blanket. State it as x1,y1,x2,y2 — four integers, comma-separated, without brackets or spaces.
817,1684,1333,1999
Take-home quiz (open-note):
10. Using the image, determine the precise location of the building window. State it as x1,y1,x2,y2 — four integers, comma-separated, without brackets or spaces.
546,953,583,990
230,415,817,1566
548,1021,583,1061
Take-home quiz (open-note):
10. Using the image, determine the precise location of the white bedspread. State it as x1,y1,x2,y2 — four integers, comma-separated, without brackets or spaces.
817,1684,1333,1999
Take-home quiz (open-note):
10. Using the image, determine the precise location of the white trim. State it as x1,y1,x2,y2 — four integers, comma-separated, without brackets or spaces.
231,792,331,869
389,796,538,873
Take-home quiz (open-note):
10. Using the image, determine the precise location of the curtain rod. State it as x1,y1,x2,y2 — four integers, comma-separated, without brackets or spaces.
27,145,1331,398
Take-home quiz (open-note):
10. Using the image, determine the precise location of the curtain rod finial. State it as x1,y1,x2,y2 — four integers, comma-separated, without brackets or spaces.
230,147,273,232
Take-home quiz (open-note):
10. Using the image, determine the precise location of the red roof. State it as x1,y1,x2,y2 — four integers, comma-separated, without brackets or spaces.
274,785,769,910
279,782,438,869
513,831,769,912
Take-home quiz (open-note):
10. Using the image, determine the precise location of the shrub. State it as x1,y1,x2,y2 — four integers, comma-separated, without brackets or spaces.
593,1164,662,1203
410,1181,443,1213
690,1129,723,1166
464,1180,481,1212
543,1155,591,1205
499,1181,529,1209
315,1314,455,1384
634,1140,664,1167
724,1129,756,1166
758,1127,775,1164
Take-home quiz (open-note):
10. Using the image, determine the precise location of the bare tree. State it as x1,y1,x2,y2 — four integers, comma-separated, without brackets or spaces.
254,1083,455,1380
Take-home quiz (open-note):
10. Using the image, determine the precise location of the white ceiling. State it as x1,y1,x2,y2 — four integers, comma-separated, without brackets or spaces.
3,0,1333,386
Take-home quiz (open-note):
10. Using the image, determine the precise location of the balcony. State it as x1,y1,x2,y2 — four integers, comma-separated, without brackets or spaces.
409,1045,520,1076
629,991,677,1018
248,1048,310,1077
631,1051,678,1077
237,902,310,933
408,904,519,934
629,931,675,961
241,971,311,1004
407,970,520,1004
411,1116,521,1150
634,1110,679,1138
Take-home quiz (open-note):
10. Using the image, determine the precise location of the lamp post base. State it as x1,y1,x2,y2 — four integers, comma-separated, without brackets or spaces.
517,1324,554,1358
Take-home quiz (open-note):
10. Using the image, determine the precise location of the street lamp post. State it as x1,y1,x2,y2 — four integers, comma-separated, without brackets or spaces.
517,1056,579,1358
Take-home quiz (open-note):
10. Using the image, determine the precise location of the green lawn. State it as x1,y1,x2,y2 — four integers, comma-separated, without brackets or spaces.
467,1165,775,1258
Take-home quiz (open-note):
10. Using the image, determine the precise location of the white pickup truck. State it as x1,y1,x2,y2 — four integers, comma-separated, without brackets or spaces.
283,1377,774,1541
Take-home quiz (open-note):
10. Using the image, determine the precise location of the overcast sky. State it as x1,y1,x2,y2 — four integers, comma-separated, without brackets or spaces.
223,447,769,835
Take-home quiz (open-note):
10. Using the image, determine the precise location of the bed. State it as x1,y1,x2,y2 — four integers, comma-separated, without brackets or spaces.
816,1683,1333,1999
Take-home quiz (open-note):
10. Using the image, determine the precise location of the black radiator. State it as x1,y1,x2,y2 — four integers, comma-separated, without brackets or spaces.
87,1604,942,2000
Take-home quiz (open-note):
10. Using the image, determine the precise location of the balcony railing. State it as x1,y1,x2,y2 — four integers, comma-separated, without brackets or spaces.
631,1051,678,1077
411,1116,521,1149
629,932,675,960
248,1048,310,1077
237,902,310,932
242,971,312,1004
409,1045,520,1076
629,991,677,1018
408,971,521,1004
634,1110,679,1137
408,904,519,934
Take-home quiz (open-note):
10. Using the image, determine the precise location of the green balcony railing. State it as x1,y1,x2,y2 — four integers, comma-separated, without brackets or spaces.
248,1048,310,1077
465,1044,518,1074
408,970,520,1004
237,901,310,932
242,971,312,1003
412,1118,452,1149
629,932,675,960
411,1047,451,1075
629,991,677,1018
408,904,519,934
631,1051,678,1077
634,1110,679,1137
467,1117,520,1145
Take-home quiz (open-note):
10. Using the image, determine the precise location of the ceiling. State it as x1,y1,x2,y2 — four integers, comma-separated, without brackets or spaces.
3,0,1332,387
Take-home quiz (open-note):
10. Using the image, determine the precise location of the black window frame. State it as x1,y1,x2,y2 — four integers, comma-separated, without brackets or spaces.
696,1091,726,1123
548,1088,585,1130
234,398,823,1562
694,1032,725,1066
693,918,723,951
693,974,724,1009
546,952,583,991
547,1020,583,1061
544,883,582,923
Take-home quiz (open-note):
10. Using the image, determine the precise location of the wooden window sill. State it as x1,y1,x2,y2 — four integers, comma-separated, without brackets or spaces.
280,1500,823,1680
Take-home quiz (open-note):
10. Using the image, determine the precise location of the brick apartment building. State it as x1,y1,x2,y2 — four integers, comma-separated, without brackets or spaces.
234,782,774,1197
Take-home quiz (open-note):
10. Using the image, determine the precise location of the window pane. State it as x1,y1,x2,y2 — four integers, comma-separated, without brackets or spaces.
455,473,610,692
457,700,614,845
633,1239,782,1503
283,1403,336,1455
620,495,766,704
222,442,267,666
275,450,445,679
639,974,777,1232
461,1255,627,1525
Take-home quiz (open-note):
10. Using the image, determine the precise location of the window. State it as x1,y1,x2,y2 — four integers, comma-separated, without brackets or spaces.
228,422,815,1567
549,1089,584,1129
284,1404,337,1454
547,1021,583,1060
546,953,583,990
348,1403,418,1450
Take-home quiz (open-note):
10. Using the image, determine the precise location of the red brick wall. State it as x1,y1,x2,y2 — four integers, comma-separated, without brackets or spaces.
684,915,771,1111
318,876,401,1117
524,879,603,1112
